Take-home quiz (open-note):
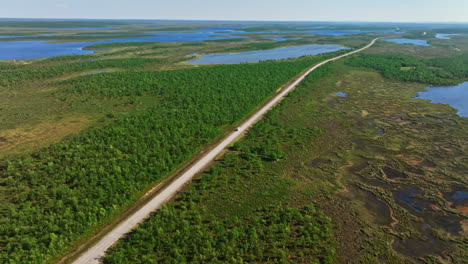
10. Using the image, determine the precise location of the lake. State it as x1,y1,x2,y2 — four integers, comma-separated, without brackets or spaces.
0,29,246,60
415,82,468,117
435,33,459,39
0,27,400,60
383,38,430,46
0,40,94,60
271,37,300,41
249,29,400,36
188,44,348,64
309,29,399,36
47,27,119,30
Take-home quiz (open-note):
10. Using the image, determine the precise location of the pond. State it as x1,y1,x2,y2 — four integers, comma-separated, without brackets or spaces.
188,44,348,64
452,191,468,203
334,92,348,97
382,38,430,46
415,82,468,117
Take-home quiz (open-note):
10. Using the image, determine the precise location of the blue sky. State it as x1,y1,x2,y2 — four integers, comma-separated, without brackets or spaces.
1,0,467,22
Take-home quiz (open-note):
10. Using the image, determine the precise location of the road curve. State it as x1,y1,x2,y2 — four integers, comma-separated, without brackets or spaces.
72,38,379,264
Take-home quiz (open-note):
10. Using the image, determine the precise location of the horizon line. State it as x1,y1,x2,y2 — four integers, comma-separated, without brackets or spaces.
1,17,468,24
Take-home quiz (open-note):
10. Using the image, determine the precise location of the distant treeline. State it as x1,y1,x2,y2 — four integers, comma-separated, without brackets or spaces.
0,55,336,263
345,53,468,85
0,58,163,87
0,21,124,28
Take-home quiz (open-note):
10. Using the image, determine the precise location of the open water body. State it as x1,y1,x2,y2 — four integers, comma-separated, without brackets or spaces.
435,33,459,39
452,191,468,202
0,34,55,39
251,29,400,36
309,29,399,36
415,82,468,117
334,92,348,97
270,37,300,41
0,30,246,60
0,40,95,60
0,27,399,60
197,26,246,30
188,44,348,64
0,36,23,38
47,27,119,30
383,38,430,46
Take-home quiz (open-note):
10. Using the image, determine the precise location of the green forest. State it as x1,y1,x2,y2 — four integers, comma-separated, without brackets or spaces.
0,58,165,88
104,65,335,264
345,53,468,84
104,204,334,264
0,55,337,263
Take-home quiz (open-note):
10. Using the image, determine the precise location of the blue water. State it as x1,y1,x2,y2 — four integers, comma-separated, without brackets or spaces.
415,82,468,117
302,26,327,29
271,37,288,41
74,34,147,37
0,27,400,60
383,38,430,46
249,29,400,36
0,40,94,60
452,191,468,202
271,37,300,41
0,36,23,38
188,44,348,64
47,27,119,30
0,34,55,38
395,191,425,212
197,26,245,30
334,92,348,97
436,33,459,39
310,29,399,36
0,30,246,60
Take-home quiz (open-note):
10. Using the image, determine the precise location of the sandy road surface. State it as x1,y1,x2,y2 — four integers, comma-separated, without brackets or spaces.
71,38,379,264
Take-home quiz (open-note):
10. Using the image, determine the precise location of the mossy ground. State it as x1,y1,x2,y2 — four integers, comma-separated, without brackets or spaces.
257,60,468,263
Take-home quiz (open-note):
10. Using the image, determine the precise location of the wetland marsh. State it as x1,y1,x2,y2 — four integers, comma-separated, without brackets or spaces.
0,20,467,264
